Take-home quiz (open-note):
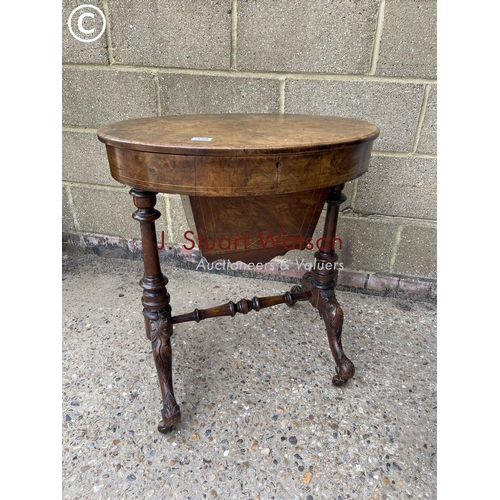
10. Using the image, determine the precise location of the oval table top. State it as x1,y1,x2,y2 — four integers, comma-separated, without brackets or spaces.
97,114,379,196
97,114,379,157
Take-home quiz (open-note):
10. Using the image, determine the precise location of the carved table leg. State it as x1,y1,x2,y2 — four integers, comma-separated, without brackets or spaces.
131,189,181,432
308,184,355,386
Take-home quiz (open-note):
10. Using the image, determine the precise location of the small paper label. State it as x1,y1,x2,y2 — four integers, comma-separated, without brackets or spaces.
191,137,212,141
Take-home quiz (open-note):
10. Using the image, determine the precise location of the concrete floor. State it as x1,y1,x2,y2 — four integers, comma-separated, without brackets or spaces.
62,252,437,500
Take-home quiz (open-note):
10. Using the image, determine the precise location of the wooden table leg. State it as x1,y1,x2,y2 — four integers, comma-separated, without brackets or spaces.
293,184,355,386
130,189,181,432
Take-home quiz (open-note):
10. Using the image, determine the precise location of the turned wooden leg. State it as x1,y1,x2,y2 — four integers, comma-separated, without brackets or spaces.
309,184,355,386
131,189,181,432
313,286,354,385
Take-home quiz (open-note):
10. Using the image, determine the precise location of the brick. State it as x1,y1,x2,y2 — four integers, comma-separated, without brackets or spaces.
108,0,232,69
62,131,122,187
337,270,368,289
393,223,437,279
336,213,400,275
158,74,279,115
237,0,379,74
62,187,74,232
355,156,437,219
79,234,143,258
174,247,202,265
366,274,399,292
278,262,304,279
376,0,437,79
71,186,156,240
417,85,437,154
285,79,425,153
398,278,431,297
62,68,157,128
62,0,109,64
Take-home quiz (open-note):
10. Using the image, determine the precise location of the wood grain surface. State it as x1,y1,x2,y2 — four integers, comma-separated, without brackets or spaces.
97,116,377,431
98,114,379,156
98,114,379,196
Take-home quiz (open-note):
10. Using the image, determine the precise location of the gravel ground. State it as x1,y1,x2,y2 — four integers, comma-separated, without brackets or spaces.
62,253,437,500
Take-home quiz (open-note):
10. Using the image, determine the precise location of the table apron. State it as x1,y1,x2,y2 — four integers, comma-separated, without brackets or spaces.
105,143,373,196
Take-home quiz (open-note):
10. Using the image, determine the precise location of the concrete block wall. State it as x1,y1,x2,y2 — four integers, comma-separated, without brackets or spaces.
62,0,437,293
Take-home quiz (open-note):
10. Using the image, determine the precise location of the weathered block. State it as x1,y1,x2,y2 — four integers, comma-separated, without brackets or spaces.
417,85,437,154
285,79,425,152
366,274,399,292
62,0,109,64
63,130,122,187
158,74,280,115
338,270,368,289
237,0,379,74
376,0,437,78
71,186,150,239
62,187,74,232
107,0,232,69
336,214,400,274
355,156,437,219
167,195,190,247
393,223,437,279
398,278,431,298
62,68,157,128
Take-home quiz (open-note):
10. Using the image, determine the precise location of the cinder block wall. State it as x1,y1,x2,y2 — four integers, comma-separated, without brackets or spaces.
62,0,437,293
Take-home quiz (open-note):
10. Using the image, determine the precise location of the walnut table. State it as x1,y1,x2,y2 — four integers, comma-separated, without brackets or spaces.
97,114,379,433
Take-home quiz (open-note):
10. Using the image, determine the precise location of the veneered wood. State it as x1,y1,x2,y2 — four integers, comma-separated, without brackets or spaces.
104,144,374,196
97,114,379,433
171,290,312,325
308,185,355,385
98,114,379,156
184,188,330,263
130,189,181,432
98,114,378,196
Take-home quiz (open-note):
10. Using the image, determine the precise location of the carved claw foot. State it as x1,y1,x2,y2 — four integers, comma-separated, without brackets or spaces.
158,394,182,433
332,359,355,386
318,292,355,386
148,310,182,432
